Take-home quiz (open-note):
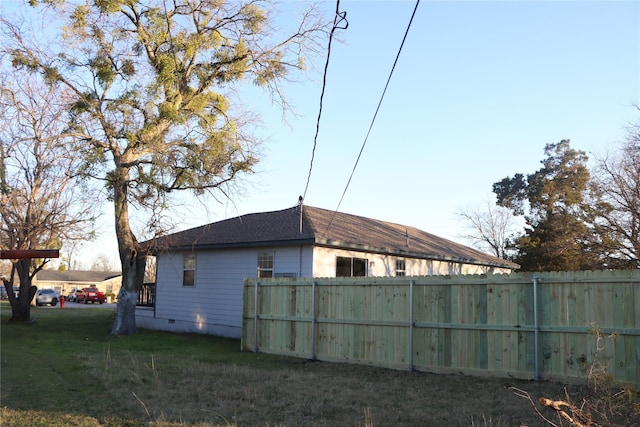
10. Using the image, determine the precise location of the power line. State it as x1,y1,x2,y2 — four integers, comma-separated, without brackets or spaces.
323,0,421,236
301,0,348,203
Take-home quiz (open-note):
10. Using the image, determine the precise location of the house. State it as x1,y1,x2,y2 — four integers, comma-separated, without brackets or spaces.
34,270,122,298
138,205,519,338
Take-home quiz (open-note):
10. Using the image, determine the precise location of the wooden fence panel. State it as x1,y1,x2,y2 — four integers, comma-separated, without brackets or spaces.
242,271,640,385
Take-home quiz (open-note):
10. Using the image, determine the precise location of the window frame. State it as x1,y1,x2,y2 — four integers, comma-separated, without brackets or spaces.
257,252,274,278
336,256,368,277
183,253,196,287
395,259,406,276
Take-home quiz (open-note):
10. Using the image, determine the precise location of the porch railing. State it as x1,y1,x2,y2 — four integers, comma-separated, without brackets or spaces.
137,282,155,307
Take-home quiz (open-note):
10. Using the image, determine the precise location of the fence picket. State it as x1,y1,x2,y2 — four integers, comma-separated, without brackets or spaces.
242,271,640,384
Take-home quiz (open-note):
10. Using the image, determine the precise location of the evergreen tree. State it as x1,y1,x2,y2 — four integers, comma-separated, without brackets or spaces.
493,140,595,271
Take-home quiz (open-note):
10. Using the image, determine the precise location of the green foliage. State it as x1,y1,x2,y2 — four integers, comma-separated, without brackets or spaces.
494,140,596,270
92,55,116,87
69,4,90,30
121,58,136,77
25,0,286,205
94,0,126,13
70,90,98,114
493,173,527,215
28,0,64,6
527,140,590,215
10,51,41,72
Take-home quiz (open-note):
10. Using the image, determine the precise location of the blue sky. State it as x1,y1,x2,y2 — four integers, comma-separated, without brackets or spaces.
179,1,640,242
2,1,639,269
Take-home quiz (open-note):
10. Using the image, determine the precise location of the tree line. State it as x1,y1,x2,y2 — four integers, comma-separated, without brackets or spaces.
460,134,640,271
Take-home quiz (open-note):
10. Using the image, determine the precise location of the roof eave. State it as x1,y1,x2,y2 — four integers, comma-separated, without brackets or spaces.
148,238,317,254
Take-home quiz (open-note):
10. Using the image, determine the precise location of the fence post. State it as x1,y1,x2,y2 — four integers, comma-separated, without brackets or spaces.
311,280,317,360
254,281,260,353
409,279,415,371
532,276,541,380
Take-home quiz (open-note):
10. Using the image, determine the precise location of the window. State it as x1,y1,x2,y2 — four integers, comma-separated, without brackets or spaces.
336,256,368,277
183,253,196,286
257,252,274,278
395,259,406,276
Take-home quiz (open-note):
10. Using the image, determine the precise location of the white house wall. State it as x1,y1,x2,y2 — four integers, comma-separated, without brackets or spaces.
136,245,313,338
138,244,510,338
311,246,508,277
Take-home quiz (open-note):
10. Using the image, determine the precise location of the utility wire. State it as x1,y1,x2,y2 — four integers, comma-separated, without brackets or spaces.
323,0,420,236
301,0,348,203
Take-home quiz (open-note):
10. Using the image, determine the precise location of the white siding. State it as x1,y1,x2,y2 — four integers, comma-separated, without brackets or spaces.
312,247,510,277
137,245,313,338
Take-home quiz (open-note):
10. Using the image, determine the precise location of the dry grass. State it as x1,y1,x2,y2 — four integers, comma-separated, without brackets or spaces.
77,342,587,426
2,304,636,426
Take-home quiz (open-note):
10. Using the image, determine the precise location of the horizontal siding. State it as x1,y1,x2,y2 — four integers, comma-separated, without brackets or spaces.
148,245,313,337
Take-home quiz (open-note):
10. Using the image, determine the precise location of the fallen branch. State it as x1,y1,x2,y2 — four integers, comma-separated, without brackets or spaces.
538,396,599,427
539,397,572,411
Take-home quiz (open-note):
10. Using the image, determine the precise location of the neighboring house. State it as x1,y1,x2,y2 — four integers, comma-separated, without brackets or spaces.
138,205,518,338
34,270,122,298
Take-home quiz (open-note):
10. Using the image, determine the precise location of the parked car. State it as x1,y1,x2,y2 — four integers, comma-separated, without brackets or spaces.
68,288,83,302
77,287,106,304
36,289,59,306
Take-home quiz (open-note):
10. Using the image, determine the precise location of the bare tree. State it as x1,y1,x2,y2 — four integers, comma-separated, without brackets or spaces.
145,256,157,283
457,197,518,260
0,73,96,321
588,116,640,268
3,0,329,334
90,255,117,272
63,239,91,271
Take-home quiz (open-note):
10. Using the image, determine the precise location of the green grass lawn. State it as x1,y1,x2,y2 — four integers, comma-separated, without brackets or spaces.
0,303,268,426
1,302,636,426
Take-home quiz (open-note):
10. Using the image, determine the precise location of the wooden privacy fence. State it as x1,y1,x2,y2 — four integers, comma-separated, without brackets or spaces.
242,270,640,385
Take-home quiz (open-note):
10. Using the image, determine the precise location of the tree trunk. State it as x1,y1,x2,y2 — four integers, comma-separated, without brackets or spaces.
5,259,36,322
110,164,146,335
111,253,146,335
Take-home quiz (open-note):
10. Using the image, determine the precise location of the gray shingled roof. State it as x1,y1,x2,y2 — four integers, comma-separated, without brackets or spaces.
145,205,518,269
35,270,121,283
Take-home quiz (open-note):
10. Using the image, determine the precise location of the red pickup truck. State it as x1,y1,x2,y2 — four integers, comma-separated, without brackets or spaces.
77,287,106,304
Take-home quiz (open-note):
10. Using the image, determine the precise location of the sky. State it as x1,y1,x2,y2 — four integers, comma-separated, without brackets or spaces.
2,1,639,270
